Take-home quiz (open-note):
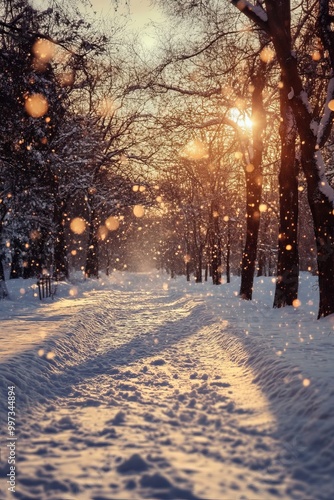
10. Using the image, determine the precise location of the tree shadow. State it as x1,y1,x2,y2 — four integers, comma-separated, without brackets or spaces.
222,326,334,499
0,301,210,420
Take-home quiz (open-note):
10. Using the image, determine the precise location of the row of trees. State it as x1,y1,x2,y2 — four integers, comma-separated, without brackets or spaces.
231,0,334,317
134,0,333,318
1,0,333,320
0,0,156,297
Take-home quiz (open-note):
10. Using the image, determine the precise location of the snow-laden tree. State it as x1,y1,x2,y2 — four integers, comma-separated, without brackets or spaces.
231,0,334,317
0,0,67,282
0,0,110,284
0,0,153,284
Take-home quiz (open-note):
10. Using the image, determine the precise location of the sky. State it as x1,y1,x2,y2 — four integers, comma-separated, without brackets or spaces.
89,0,167,51
89,0,165,27
31,0,167,50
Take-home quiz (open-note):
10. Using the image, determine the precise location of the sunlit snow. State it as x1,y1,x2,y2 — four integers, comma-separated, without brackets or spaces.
0,272,333,500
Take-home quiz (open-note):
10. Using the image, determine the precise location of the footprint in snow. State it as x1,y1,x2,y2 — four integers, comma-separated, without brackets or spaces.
117,453,150,473
150,358,166,366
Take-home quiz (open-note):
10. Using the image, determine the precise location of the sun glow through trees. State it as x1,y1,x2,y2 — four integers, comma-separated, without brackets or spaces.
229,107,253,131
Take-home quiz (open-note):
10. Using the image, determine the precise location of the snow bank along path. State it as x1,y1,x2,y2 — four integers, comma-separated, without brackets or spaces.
0,272,333,499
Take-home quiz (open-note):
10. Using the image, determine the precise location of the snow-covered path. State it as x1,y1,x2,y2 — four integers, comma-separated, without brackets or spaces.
1,273,333,499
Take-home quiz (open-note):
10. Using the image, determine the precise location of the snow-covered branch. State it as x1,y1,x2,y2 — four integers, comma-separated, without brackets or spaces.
316,75,334,147
231,0,269,34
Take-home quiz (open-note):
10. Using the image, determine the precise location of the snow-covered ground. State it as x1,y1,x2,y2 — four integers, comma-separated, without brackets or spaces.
0,271,333,500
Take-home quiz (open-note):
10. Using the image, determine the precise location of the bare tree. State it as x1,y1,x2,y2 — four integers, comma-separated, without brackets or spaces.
231,0,334,317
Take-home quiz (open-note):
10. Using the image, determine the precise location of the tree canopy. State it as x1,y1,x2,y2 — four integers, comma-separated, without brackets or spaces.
1,0,334,318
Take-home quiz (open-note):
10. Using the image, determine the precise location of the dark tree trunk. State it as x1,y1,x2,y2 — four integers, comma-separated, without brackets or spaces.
204,263,209,282
193,219,204,283
186,261,191,281
302,139,334,318
211,202,222,285
0,217,8,298
226,220,231,284
106,251,110,276
23,263,34,279
240,62,266,300
195,251,202,283
10,238,22,279
54,199,68,279
85,214,99,279
185,240,191,281
212,245,221,285
274,91,299,308
0,258,8,299
257,248,265,277
240,170,263,299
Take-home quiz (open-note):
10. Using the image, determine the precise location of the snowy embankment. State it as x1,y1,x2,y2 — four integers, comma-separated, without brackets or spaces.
0,272,333,500
205,274,334,490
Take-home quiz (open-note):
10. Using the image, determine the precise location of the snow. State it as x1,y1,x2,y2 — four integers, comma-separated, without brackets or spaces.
315,150,334,204
0,271,334,499
234,1,268,23
316,75,334,146
287,87,294,100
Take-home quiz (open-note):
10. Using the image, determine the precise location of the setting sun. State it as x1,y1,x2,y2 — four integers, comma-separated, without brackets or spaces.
229,107,253,130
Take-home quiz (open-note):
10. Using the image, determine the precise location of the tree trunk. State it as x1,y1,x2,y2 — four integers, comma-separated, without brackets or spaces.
211,202,222,285
274,92,299,308
23,255,36,278
192,218,204,283
212,244,221,285
195,247,203,283
85,213,99,279
302,140,334,318
257,248,265,277
10,238,22,279
53,199,68,279
204,263,209,282
226,219,231,283
0,258,8,299
185,240,191,281
186,261,191,281
106,251,110,276
239,62,266,299
240,169,262,298
0,217,8,297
